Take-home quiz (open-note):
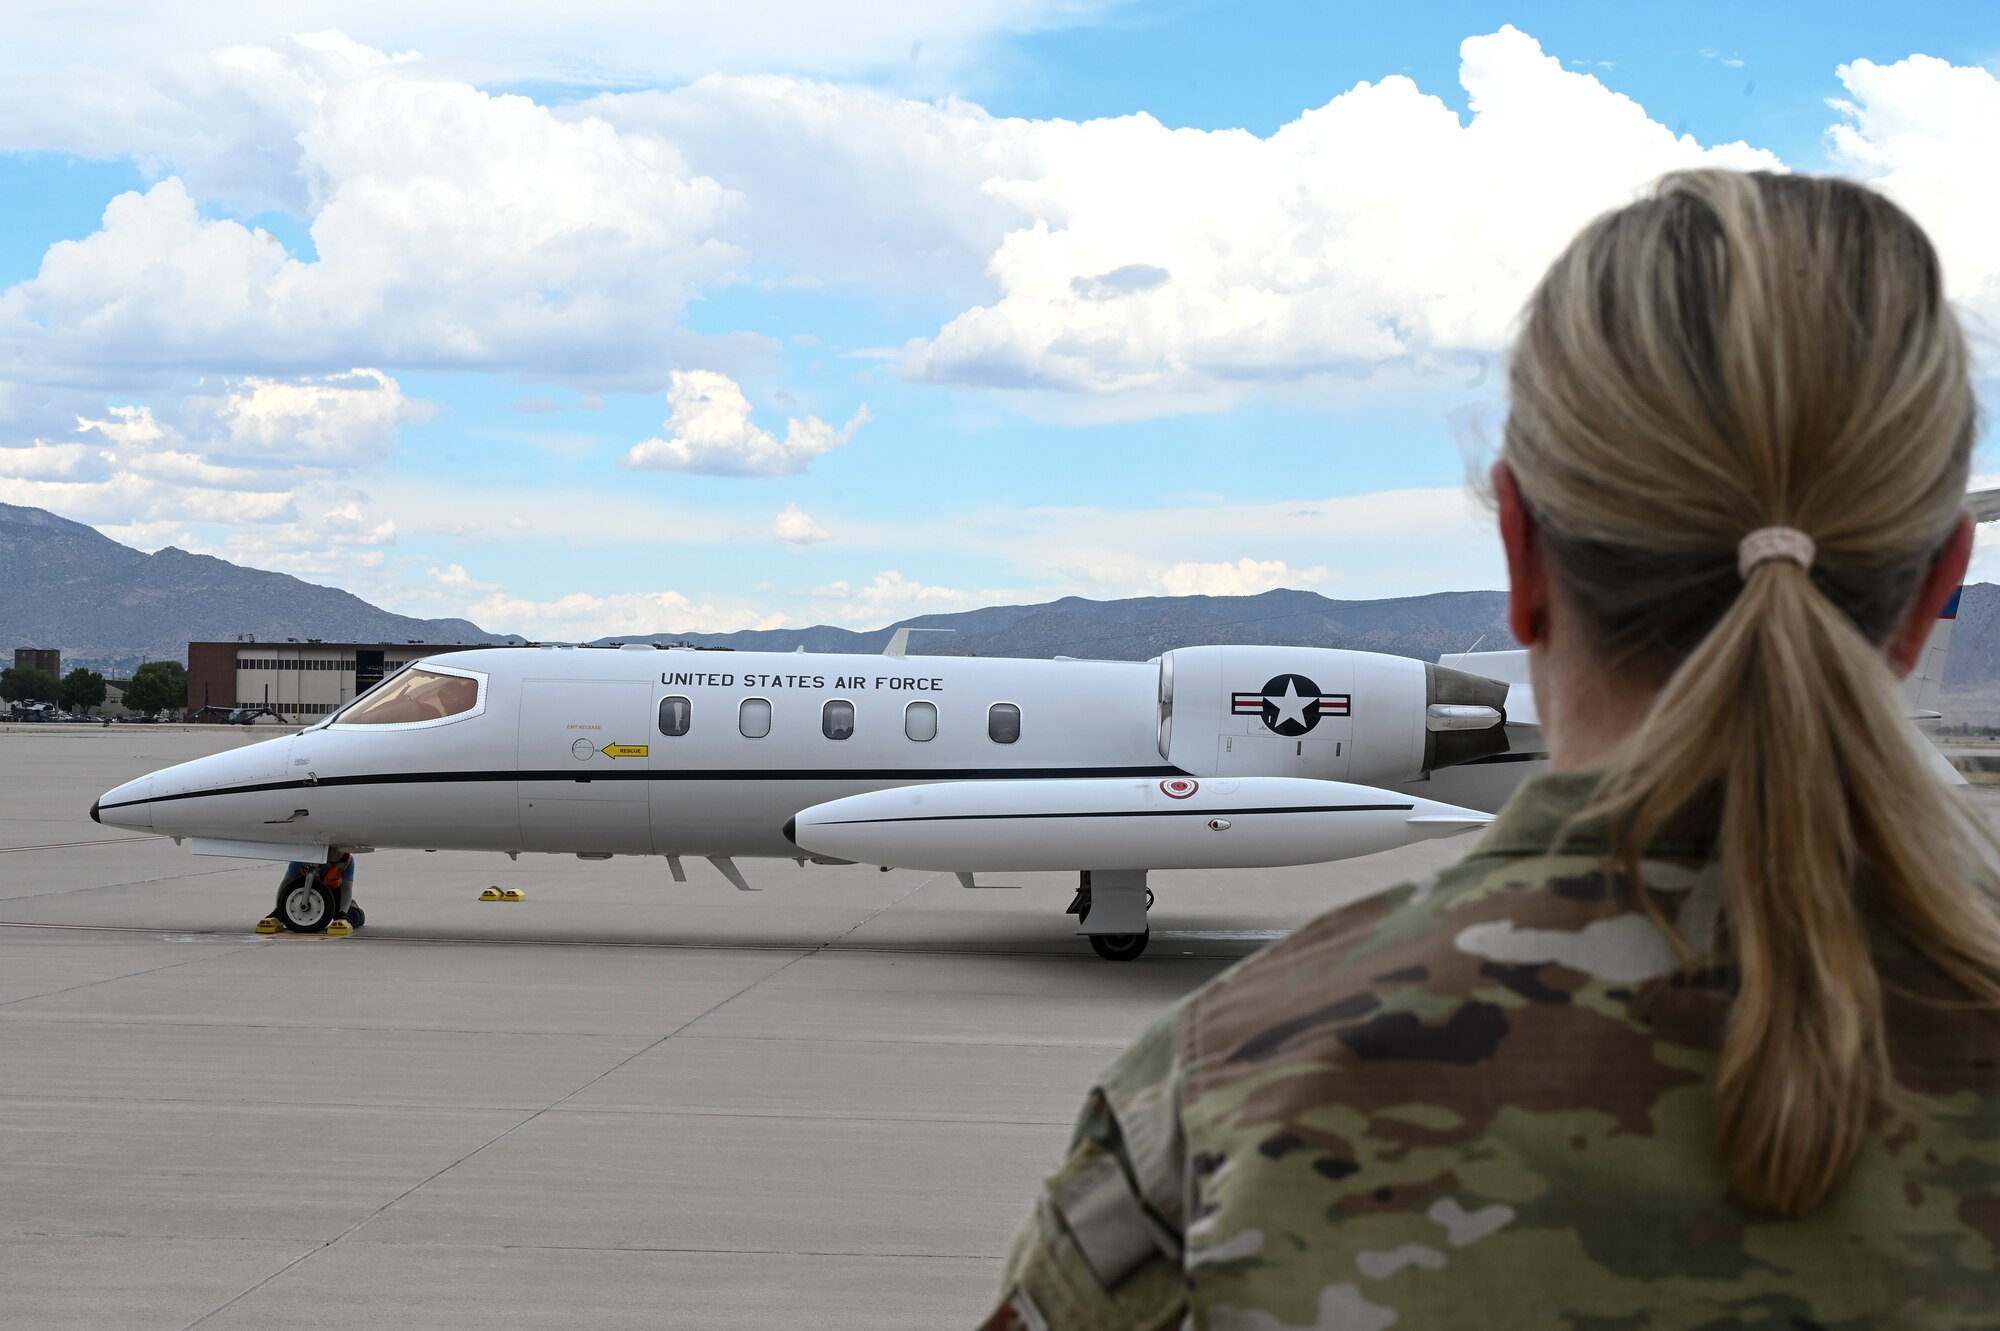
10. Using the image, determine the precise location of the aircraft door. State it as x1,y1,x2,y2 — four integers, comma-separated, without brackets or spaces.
518,679,654,855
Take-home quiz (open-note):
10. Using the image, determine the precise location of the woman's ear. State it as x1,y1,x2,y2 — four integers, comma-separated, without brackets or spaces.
1494,460,1548,647
1888,513,1974,677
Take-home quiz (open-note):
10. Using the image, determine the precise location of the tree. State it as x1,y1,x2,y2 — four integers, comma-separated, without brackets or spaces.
0,666,60,703
60,668,107,715
124,661,188,717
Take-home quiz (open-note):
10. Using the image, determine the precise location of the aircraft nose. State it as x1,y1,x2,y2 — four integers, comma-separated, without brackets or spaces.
94,776,154,831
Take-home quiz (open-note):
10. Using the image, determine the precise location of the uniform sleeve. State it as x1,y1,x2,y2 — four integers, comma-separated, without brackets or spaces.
978,1008,1190,1331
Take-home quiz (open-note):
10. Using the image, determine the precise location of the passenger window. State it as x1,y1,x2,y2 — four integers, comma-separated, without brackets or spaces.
822,699,855,741
739,698,772,739
988,703,1021,744
659,695,691,737
904,700,937,743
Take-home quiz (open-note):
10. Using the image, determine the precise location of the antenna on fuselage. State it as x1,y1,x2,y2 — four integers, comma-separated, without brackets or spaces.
882,627,955,658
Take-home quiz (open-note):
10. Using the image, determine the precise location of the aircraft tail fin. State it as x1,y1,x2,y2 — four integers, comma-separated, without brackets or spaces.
1903,587,1959,724
1904,486,2000,726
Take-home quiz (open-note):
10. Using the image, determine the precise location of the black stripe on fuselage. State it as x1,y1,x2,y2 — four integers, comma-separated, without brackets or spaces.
96,765,1191,813
812,803,1416,827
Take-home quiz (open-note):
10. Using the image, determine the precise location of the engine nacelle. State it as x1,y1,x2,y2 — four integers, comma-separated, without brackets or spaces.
1156,646,1509,785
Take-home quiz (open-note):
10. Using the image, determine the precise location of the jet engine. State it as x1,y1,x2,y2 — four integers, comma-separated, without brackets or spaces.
1154,646,1510,785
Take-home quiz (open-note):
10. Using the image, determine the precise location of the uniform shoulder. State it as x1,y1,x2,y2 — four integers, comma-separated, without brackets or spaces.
1177,839,1710,1098
1180,854,1502,1068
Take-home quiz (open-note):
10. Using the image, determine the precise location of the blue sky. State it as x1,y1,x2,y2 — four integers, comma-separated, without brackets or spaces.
2,3,1996,639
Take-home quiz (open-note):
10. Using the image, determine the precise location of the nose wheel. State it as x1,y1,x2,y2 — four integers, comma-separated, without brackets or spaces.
271,858,362,935
276,876,335,933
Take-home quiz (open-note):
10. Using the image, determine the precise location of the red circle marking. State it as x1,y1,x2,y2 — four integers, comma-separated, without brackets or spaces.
1161,778,1199,800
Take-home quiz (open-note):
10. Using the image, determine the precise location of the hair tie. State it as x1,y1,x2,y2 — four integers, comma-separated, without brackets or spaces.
1738,527,1816,578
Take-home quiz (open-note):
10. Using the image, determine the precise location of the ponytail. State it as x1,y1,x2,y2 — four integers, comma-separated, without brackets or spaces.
1504,169,2000,1216
1590,555,2000,1214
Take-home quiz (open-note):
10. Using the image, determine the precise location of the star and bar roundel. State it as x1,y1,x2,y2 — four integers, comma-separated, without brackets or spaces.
1231,674,1351,737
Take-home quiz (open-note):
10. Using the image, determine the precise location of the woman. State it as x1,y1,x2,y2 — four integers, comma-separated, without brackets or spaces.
982,171,2000,1329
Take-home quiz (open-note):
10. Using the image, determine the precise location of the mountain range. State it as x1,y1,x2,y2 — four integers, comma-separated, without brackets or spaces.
4,503,501,674
594,588,1520,664
9,502,2000,709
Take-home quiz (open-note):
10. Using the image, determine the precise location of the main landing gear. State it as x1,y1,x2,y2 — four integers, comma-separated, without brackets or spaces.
1067,870,1154,961
271,853,365,934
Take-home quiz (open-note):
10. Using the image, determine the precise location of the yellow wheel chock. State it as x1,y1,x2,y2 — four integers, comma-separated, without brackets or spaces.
479,887,503,901
255,917,281,935
326,919,354,937
501,888,527,902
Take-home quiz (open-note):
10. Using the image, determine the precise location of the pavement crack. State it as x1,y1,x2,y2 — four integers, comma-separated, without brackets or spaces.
0,941,269,1010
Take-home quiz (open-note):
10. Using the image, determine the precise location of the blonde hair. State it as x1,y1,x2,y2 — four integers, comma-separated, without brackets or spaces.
1503,170,2000,1216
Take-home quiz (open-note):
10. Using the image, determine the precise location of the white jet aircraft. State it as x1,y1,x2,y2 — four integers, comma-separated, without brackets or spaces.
94,488,1989,962
92,638,1538,958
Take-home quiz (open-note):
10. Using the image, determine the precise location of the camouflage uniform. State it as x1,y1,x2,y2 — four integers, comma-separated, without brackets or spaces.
983,772,2000,1330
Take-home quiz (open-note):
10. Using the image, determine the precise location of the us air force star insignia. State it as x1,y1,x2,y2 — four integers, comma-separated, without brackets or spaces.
1265,677,1313,731
1230,674,1352,737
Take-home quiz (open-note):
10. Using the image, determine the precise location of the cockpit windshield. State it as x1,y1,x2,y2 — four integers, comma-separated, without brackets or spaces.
335,668,480,725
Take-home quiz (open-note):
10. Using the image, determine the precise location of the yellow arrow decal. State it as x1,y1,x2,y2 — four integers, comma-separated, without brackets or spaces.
600,743,649,759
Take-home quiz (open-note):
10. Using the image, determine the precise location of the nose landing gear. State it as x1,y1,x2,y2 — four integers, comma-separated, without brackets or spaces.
270,853,363,934
1067,870,1153,961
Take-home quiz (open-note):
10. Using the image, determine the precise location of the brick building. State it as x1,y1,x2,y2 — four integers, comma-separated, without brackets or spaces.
13,647,60,676
185,640,486,718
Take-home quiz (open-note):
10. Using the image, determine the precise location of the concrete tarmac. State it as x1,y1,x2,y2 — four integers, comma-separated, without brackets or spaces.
0,728,1477,1329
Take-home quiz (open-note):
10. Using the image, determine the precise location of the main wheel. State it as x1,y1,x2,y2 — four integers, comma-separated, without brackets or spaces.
343,903,366,929
277,877,335,934
1089,930,1150,962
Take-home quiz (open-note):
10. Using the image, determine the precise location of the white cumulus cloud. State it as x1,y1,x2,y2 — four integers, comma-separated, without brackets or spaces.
427,563,498,591
467,587,789,639
1825,54,2000,328
774,502,830,543
0,1,1114,149
806,570,994,625
1150,558,1328,598
0,369,421,542
0,33,737,382
12,25,2000,420
895,26,1779,399
187,369,429,468
624,370,868,477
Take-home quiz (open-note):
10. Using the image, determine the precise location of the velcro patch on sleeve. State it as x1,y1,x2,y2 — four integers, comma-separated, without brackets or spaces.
1055,1154,1165,1291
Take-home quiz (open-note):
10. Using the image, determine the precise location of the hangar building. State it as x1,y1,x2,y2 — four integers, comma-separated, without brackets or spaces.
185,640,485,718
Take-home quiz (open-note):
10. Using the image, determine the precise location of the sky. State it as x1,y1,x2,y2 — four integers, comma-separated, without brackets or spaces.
3,2,1998,640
